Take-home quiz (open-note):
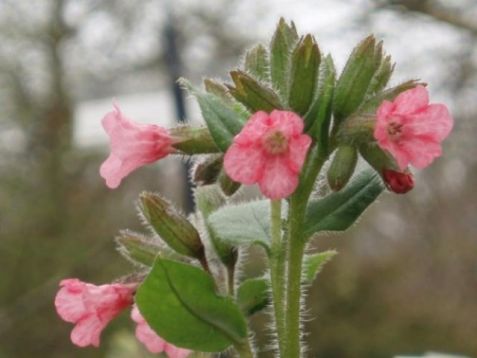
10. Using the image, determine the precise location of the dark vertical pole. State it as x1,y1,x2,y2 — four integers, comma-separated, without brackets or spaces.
163,15,194,213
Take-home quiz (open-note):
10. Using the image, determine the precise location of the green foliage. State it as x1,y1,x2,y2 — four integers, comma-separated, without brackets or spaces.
306,54,336,145
288,34,321,115
244,44,270,82
136,258,248,352
237,277,270,316
181,79,246,151
303,250,337,284
115,230,160,267
304,169,384,238
208,200,277,253
270,18,299,99
195,185,237,266
139,192,205,259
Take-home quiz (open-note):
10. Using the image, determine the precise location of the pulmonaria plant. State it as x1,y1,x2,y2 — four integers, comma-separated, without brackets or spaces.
55,19,453,358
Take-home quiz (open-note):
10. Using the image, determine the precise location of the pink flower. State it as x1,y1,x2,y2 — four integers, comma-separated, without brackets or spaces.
374,85,453,170
131,305,191,358
100,105,174,189
223,110,312,199
54,279,135,347
382,169,414,194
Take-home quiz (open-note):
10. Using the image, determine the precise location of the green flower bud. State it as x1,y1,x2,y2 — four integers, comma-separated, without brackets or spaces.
244,44,270,82
288,34,321,115
139,192,205,260
327,145,358,191
228,70,283,112
115,230,160,267
169,126,220,154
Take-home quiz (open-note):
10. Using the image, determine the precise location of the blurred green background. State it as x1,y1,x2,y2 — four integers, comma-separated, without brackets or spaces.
0,1,476,357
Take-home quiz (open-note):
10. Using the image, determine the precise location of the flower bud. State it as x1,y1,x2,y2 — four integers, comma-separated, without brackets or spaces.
116,230,161,267
359,143,414,194
192,155,223,185
227,70,283,112
382,169,414,194
288,34,321,115
139,192,205,259
244,44,269,82
327,145,358,191
169,126,220,154
218,170,241,197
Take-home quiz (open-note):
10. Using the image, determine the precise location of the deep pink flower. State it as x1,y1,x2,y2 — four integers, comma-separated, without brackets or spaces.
374,85,453,170
223,110,312,199
382,169,414,194
131,305,191,358
100,105,174,189
54,279,135,347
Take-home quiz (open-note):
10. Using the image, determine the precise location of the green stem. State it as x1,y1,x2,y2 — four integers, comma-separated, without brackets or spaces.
234,339,254,358
284,146,327,358
269,199,286,356
227,265,235,296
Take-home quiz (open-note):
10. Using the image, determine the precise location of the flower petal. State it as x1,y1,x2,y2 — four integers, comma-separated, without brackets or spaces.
394,85,429,114
258,157,299,199
223,143,265,184
70,315,105,348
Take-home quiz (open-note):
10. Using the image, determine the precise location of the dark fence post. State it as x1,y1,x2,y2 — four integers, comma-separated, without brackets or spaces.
163,16,194,213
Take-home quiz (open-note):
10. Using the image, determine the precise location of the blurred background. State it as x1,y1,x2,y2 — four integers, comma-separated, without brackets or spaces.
0,0,476,357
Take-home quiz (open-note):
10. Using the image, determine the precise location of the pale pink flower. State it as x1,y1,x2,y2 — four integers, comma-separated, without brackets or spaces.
131,305,191,358
54,279,134,347
374,85,453,170
382,169,414,194
100,105,174,189
223,110,312,199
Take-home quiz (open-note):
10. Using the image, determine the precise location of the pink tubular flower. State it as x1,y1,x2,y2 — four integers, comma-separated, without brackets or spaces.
131,305,191,358
100,105,174,189
374,85,453,170
54,279,135,347
223,110,312,199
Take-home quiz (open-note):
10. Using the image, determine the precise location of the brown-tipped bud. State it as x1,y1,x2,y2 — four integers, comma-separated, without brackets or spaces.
169,126,220,154
218,170,241,197
227,70,283,113
139,192,205,259
327,145,358,191
383,169,414,194
192,155,223,185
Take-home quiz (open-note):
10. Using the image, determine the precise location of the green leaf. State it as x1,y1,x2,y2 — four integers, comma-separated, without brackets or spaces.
208,200,282,253
244,44,270,82
333,36,382,122
136,258,248,352
288,34,321,115
306,54,336,151
228,70,283,112
304,169,384,237
270,18,299,99
115,230,160,267
181,79,246,151
237,278,269,316
303,250,337,284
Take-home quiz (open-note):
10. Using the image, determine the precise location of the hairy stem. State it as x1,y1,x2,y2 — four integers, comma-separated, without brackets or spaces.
269,199,286,356
284,145,327,358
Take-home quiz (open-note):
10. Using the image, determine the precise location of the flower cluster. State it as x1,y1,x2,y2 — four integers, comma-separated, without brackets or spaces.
55,18,455,358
